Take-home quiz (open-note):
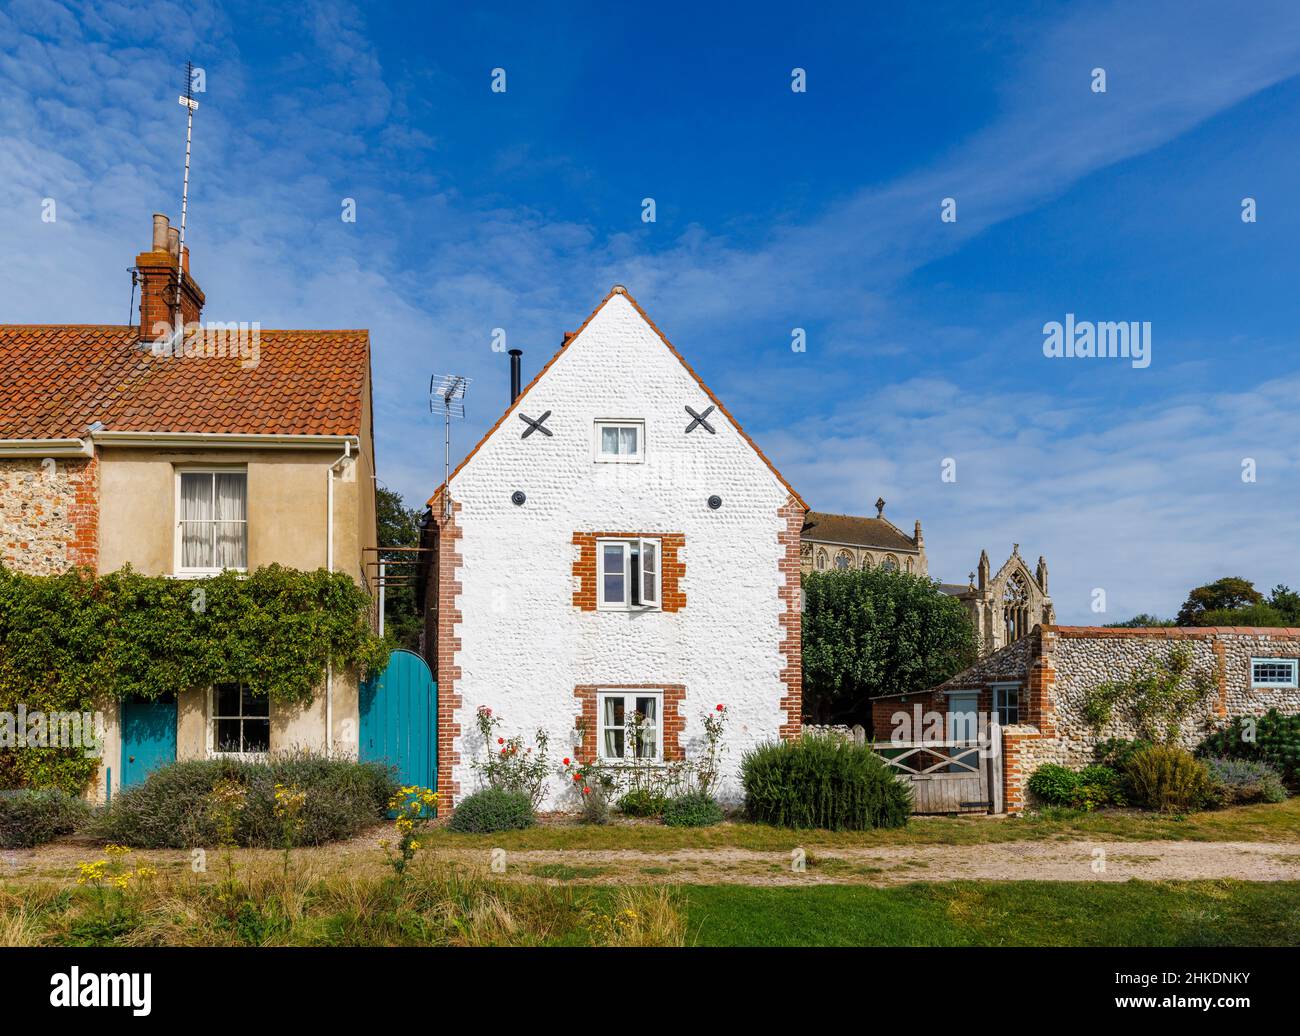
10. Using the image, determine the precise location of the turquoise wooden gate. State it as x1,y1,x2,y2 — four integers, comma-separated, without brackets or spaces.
120,695,177,788
359,649,437,799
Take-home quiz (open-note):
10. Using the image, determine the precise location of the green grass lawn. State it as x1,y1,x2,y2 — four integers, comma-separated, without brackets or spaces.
677,880,1300,947
426,797,1300,852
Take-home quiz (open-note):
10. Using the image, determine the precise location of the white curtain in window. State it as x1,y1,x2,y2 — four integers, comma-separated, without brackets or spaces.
214,473,247,569
636,696,657,758
180,473,213,568
603,696,624,758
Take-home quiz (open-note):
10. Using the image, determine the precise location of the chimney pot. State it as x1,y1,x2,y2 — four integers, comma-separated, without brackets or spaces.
152,213,170,252
167,227,180,259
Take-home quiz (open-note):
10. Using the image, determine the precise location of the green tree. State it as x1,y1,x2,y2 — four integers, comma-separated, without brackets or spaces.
801,569,977,725
1105,614,1176,628
376,487,424,651
1175,577,1262,626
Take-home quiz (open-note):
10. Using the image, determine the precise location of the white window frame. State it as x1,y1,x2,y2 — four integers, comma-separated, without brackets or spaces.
992,683,1021,726
1250,657,1298,689
174,467,249,577
593,419,645,463
596,537,661,610
596,689,664,762
206,682,271,759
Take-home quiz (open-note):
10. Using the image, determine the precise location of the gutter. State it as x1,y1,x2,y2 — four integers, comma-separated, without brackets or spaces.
0,438,93,458
89,431,359,450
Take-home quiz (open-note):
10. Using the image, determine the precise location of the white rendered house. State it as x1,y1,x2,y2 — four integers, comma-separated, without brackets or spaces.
424,287,805,810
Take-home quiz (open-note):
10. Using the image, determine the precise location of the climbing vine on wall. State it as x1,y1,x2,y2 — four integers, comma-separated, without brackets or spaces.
0,565,391,792
1081,646,1216,742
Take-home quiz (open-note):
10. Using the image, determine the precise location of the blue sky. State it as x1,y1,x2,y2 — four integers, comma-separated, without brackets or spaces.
2,0,1298,622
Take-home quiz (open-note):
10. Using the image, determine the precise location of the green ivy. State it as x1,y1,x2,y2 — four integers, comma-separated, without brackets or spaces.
0,564,391,792
1082,646,1215,742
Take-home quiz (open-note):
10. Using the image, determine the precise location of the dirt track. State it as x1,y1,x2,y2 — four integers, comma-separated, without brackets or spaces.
5,831,1300,887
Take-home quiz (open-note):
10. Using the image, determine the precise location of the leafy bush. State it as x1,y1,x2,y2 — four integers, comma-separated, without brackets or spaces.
94,754,395,848
578,788,611,825
447,787,534,834
1122,745,1214,812
1027,763,1124,811
1027,764,1078,805
1203,757,1287,806
0,789,89,848
617,788,670,818
1075,764,1126,808
1198,709,1300,785
661,791,724,827
741,737,910,830
1094,738,1153,770
0,564,390,793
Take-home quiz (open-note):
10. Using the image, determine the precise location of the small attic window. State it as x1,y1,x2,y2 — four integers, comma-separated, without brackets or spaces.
594,420,644,463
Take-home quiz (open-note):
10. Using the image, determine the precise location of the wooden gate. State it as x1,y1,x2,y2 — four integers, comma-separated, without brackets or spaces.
871,737,1001,814
359,649,437,800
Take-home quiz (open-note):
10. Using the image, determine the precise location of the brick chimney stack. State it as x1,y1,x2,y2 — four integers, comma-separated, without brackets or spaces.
135,213,204,342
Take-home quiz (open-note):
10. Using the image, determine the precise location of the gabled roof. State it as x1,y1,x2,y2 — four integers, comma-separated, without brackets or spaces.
427,287,807,509
802,511,918,553
0,325,369,438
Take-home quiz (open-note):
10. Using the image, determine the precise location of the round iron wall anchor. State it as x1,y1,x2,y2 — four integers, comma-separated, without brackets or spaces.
707,495,722,510
511,491,526,506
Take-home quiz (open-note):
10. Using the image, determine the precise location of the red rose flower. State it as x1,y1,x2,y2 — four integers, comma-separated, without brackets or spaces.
497,737,504,744
582,786,591,795
716,704,724,711
563,758,571,766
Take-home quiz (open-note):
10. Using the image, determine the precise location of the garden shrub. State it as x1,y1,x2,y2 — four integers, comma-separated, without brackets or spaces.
0,789,89,848
1122,744,1214,812
1203,757,1287,806
617,788,670,818
661,791,724,827
1075,764,1126,808
0,564,391,793
93,754,395,848
1197,709,1300,785
1028,763,1124,811
447,787,534,834
1027,764,1078,806
741,737,910,831
1094,737,1153,771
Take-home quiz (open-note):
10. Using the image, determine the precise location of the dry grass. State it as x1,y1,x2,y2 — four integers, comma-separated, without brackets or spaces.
0,851,685,947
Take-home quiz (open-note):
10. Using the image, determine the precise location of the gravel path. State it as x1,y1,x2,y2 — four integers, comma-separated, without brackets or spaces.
5,833,1299,887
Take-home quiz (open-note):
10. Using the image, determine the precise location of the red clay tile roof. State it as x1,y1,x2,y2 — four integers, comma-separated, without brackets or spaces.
0,325,369,439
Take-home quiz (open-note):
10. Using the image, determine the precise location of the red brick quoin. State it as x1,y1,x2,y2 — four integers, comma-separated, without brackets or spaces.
777,495,804,741
434,500,463,813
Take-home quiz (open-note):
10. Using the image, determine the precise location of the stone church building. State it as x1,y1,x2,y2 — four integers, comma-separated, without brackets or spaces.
940,545,1055,657
800,499,927,576
801,498,1052,660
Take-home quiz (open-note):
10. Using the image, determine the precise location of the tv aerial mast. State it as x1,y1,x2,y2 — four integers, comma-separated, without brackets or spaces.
174,61,200,344
430,374,471,519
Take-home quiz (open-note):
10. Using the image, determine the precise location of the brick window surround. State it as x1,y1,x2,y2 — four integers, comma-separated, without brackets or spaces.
574,684,687,762
572,532,685,611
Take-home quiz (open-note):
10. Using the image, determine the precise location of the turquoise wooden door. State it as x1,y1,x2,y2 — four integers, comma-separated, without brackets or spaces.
360,650,437,801
120,695,177,788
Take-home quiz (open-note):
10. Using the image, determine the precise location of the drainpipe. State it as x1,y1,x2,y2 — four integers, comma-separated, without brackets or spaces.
325,438,356,758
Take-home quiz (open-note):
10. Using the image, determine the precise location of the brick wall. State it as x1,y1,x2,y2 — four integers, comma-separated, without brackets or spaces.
433,500,463,812
0,454,99,574
573,683,687,763
777,495,804,741
571,531,686,611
